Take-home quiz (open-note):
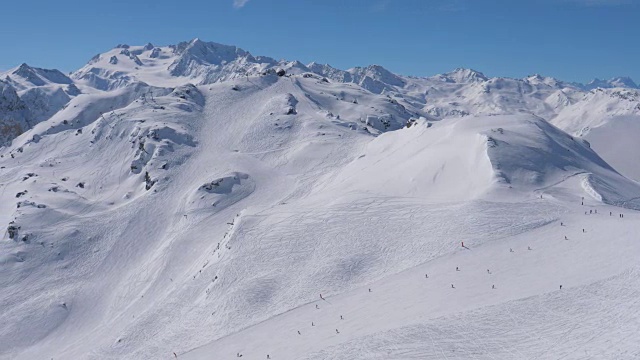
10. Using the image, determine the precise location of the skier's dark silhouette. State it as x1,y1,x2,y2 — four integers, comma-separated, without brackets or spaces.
456,266,459,271
451,284,455,289
560,285,563,290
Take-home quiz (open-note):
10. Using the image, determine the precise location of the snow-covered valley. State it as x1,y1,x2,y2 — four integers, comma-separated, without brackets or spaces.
1,39,639,359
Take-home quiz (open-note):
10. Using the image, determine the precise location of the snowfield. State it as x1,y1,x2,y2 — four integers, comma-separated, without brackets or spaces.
1,39,639,359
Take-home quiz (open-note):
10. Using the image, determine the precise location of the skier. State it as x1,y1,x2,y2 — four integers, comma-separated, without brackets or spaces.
451,284,455,289
461,241,464,248
298,330,301,335
340,315,344,320
610,212,612,216
528,246,532,250
456,266,460,271
315,304,319,309
582,229,585,233
510,248,514,253
564,236,568,240
312,322,314,326
487,269,490,274
425,274,428,279
368,288,372,292
560,285,563,290
320,294,324,300
267,355,270,359
492,284,495,289
173,352,178,358
561,222,563,226
336,329,340,334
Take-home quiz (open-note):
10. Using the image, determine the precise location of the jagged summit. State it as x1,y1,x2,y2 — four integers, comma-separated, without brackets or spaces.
2,63,72,90
440,67,488,83
585,76,638,90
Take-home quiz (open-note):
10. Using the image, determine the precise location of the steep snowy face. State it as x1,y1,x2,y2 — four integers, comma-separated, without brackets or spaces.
305,63,404,94
318,114,640,207
2,63,73,91
551,88,640,182
167,38,279,82
552,88,640,136
72,39,284,90
440,68,489,83
0,81,31,146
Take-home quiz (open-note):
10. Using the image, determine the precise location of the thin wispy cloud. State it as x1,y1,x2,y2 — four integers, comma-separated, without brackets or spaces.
439,0,467,12
371,0,390,13
233,0,250,9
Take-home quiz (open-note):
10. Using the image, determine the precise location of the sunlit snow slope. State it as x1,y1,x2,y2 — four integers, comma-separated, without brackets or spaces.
1,40,640,360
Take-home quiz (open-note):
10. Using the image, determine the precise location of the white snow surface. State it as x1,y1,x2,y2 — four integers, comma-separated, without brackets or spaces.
1,40,640,360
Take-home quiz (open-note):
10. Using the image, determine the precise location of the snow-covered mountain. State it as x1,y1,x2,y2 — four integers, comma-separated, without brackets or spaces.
1,39,640,360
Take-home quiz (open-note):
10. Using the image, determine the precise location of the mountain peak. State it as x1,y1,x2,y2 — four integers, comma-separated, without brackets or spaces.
8,63,72,88
585,76,638,90
444,68,488,83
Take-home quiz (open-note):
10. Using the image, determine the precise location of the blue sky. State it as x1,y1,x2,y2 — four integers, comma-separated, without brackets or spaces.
1,0,638,83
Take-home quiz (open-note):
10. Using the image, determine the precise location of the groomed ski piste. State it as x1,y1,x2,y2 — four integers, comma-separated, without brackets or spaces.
1,40,640,359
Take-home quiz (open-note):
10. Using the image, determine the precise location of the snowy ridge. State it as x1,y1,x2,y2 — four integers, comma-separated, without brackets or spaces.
1,39,640,360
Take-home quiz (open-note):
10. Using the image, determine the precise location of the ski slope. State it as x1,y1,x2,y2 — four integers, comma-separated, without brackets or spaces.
1,40,640,360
